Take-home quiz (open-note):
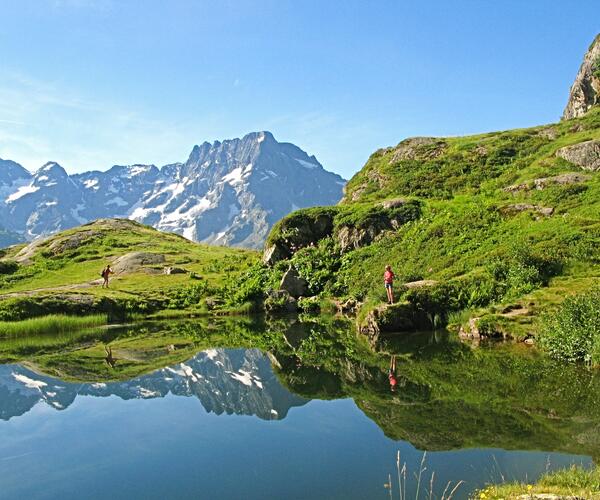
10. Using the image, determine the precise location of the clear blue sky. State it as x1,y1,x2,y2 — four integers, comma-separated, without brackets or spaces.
0,0,597,179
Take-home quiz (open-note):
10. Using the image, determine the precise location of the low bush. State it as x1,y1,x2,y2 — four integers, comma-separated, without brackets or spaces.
0,260,18,275
539,286,600,364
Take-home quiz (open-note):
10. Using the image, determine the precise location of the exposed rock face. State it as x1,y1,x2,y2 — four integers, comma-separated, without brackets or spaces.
500,204,554,216
390,137,447,163
279,268,309,299
556,139,600,171
563,34,600,120
262,208,336,266
504,173,591,192
0,132,345,249
111,252,166,274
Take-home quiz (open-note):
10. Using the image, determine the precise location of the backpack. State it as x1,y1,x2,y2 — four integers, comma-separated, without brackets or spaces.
100,269,105,278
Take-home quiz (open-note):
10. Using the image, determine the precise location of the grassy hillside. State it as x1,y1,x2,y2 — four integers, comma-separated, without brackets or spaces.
259,108,600,357
0,219,258,321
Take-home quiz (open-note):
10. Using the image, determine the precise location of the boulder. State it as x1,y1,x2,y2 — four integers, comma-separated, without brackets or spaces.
556,139,600,171
504,173,591,192
262,243,288,266
279,268,309,299
112,252,166,274
378,197,408,209
262,209,336,266
501,204,554,216
48,230,101,254
163,266,188,275
563,33,600,119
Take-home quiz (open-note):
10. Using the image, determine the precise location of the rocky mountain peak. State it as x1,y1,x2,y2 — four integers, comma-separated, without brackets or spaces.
562,33,600,120
0,132,345,248
0,158,31,184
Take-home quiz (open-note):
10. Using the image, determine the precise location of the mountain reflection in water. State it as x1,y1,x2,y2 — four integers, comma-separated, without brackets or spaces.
0,348,307,422
0,318,597,500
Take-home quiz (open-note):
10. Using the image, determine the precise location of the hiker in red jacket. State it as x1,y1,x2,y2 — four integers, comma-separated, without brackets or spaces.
384,265,395,304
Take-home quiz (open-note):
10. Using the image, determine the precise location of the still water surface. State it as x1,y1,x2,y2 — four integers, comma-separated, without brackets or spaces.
0,319,595,499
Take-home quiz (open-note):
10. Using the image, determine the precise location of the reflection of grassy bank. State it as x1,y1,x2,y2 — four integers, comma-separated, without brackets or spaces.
0,314,106,337
1,314,600,460
474,465,600,499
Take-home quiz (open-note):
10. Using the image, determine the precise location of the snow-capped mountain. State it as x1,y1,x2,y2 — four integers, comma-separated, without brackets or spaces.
0,132,345,248
0,348,308,421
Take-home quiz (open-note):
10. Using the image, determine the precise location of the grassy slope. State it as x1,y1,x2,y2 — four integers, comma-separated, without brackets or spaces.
0,219,258,320
475,465,600,499
266,108,600,337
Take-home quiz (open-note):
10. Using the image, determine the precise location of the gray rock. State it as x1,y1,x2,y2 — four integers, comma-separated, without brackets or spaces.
279,268,309,299
379,198,407,209
112,252,166,274
556,139,600,171
501,204,554,216
163,266,188,275
262,244,288,266
563,33,600,119
504,173,591,192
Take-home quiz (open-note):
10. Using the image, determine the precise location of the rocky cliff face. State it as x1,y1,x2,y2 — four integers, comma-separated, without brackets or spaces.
563,34,600,120
0,348,307,421
0,132,345,248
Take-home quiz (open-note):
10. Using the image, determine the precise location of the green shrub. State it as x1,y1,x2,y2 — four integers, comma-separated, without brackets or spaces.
0,260,18,275
291,238,341,295
166,282,210,309
539,286,600,364
593,55,600,79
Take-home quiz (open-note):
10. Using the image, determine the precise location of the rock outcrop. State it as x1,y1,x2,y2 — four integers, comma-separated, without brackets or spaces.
279,268,309,299
262,208,336,266
556,139,600,171
563,34,600,119
504,173,591,192
500,204,554,216
112,252,166,274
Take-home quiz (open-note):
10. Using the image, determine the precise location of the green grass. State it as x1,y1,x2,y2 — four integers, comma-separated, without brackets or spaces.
0,314,107,336
0,219,259,320
475,465,600,499
262,107,600,343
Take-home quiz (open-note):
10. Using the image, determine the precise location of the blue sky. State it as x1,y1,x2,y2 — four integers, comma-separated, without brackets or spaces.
0,1,597,179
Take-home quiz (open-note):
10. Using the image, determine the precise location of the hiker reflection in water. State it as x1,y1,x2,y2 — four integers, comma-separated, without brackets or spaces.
104,345,117,368
101,264,114,288
388,355,398,392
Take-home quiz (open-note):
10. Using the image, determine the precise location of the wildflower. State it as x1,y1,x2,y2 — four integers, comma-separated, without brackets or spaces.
527,484,533,490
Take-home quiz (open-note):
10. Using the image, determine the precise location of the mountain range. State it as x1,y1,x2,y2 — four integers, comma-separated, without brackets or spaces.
0,131,345,248
0,348,308,422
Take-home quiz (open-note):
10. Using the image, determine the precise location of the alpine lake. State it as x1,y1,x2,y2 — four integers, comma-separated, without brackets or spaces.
0,315,597,500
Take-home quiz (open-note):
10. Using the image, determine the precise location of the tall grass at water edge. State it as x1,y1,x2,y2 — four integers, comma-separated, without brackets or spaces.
0,314,107,337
